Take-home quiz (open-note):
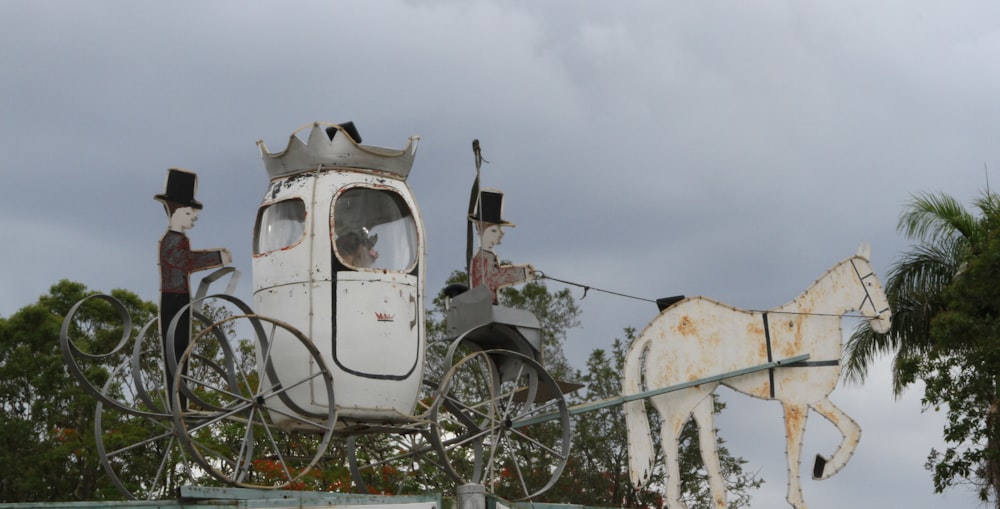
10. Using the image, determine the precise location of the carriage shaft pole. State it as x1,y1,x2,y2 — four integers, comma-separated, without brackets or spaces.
514,353,810,428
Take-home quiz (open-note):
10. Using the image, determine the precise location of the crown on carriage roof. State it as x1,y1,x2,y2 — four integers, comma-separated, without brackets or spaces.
256,121,420,180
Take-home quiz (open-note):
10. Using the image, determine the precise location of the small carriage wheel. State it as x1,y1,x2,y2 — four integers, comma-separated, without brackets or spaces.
430,349,570,501
171,313,336,489
95,361,201,500
346,380,448,495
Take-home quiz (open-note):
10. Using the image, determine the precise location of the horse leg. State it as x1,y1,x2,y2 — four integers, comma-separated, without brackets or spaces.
808,397,861,480
650,392,706,509
625,398,656,487
624,335,657,488
782,402,810,509
691,394,727,509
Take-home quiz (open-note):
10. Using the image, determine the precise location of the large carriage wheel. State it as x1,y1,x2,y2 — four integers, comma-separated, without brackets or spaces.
77,293,237,498
171,313,336,489
87,309,212,499
430,349,570,501
95,360,202,499
96,300,246,499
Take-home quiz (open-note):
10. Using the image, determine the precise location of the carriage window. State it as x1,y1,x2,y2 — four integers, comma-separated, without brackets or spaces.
254,199,306,255
333,187,418,272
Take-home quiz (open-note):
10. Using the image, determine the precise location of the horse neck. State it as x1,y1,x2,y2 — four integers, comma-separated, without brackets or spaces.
779,256,863,317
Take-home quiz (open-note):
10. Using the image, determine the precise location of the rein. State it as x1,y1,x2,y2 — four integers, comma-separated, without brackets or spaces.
538,265,884,321
850,258,891,319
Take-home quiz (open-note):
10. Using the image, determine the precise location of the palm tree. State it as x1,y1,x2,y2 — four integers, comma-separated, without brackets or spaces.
844,191,998,395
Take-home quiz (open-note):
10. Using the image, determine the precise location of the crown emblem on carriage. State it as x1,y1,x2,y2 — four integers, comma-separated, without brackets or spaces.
257,121,420,180
375,312,395,322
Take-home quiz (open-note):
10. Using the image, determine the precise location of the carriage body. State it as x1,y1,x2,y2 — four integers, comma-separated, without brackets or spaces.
252,122,425,424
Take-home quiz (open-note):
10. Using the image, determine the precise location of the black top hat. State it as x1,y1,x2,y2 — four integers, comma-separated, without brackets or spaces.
469,189,514,227
155,168,203,209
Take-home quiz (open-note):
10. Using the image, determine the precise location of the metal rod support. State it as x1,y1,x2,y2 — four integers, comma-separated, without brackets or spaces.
514,353,811,428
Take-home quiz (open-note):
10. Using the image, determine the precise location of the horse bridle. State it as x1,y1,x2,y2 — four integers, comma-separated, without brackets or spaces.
851,258,890,320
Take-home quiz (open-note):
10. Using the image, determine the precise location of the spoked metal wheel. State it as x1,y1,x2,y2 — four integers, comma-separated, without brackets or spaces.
95,361,203,499
430,349,570,501
94,314,214,499
172,313,336,489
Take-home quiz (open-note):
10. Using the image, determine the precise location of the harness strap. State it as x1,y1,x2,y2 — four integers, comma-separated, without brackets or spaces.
762,312,775,398
762,312,840,398
792,360,839,367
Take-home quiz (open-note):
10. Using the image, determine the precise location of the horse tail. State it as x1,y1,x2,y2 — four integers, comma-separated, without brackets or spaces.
624,331,655,487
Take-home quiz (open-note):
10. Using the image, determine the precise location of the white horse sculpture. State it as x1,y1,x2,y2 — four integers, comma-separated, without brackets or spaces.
624,245,891,509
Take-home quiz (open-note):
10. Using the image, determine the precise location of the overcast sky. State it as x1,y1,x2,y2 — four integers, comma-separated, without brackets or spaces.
2,1,997,507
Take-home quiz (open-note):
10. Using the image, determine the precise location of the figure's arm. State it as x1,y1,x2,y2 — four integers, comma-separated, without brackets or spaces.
490,263,532,289
477,251,533,290
186,247,228,272
165,235,229,273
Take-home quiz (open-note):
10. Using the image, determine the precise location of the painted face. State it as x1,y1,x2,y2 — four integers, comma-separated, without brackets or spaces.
356,245,379,267
480,224,503,249
170,207,199,231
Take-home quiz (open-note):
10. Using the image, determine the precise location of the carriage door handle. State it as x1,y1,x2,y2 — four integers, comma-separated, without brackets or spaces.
409,293,417,330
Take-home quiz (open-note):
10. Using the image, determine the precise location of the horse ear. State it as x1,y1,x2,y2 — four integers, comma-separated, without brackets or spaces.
856,242,870,260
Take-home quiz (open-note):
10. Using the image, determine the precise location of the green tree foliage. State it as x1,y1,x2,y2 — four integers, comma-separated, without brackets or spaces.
922,198,1000,503
0,280,155,502
846,191,1000,504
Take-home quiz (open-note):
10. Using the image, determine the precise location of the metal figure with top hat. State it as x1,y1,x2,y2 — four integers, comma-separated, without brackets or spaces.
155,168,232,409
468,189,535,304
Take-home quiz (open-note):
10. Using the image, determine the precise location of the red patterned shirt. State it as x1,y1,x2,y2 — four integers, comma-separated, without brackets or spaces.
159,230,224,294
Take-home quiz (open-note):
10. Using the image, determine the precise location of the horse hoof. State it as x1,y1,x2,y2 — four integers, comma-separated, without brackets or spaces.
813,454,827,479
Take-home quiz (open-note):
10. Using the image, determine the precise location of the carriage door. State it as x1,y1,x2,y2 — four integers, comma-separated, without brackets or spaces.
330,185,421,380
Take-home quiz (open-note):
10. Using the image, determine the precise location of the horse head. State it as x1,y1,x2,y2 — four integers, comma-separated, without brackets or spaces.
851,243,892,334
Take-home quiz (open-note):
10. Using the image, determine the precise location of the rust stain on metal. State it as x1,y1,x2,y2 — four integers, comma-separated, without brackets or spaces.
777,314,806,358
826,407,842,426
676,315,696,336
784,405,806,437
746,320,767,358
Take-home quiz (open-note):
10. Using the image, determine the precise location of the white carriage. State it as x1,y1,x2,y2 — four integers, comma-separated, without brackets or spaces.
252,121,426,424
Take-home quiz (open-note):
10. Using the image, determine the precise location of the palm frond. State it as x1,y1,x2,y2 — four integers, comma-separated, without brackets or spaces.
899,192,979,246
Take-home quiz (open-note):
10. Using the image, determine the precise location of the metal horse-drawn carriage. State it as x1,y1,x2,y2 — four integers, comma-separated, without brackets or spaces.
60,122,570,501
60,121,893,509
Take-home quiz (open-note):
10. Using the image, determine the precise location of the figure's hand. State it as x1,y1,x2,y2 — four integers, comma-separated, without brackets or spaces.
221,248,233,265
524,265,537,281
